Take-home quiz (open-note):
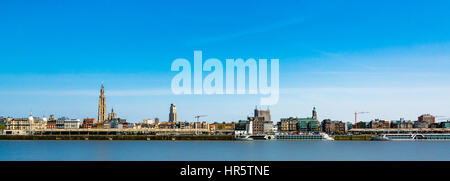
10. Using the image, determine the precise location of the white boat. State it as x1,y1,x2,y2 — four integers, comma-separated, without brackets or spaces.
236,133,334,141
275,133,334,141
376,133,450,141
235,135,254,141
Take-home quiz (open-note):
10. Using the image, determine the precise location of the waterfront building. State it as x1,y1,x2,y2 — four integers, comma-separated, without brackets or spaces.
158,122,174,129
263,121,274,134
64,119,81,129
297,118,319,132
252,107,271,135
211,122,235,135
345,122,353,132
369,119,390,129
176,121,188,129
418,114,436,125
56,117,67,129
272,124,278,134
169,104,178,123
356,121,367,129
321,119,346,133
280,117,298,132
98,84,107,123
413,121,429,128
6,117,30,131
215,122,235,130
118,122,128,129
103,121,111,129
234,120,249,135
390,118,413,129
110,118,120,128
118,123,125,129
209,124,215,131
32,116,46,130
141,119,153,128
0,116,5,125
4,117,26,134
190,121,205,129
47,115,56,129
299,107,320,132
82,118,95,129
155,118,159,127
143,119,153,125
5,114,46,134
440,121,450,128
430,123,440,128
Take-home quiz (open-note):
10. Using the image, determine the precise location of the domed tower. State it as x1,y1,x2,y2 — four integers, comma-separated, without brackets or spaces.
28,113,34,130
42,115,48,123
312,107,318,120
42,115,48,129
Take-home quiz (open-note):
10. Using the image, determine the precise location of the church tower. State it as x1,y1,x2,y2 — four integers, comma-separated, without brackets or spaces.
98,84,107,123
312,107,318,120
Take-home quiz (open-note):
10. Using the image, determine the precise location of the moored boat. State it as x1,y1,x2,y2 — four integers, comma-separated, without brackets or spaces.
375,133,450,141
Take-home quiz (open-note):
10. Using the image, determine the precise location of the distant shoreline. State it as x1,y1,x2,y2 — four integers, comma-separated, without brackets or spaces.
0,135,235,141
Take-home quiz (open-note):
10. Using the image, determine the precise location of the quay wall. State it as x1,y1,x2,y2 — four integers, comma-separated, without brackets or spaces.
333,135,374,141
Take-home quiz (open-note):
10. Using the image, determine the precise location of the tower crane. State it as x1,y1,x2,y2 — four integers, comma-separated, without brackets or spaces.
436,116,450,122
354,112,369,129
194,115,207,135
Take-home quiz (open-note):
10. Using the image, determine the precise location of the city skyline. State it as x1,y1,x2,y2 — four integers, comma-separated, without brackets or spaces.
0,83,447,124
1,0,450,122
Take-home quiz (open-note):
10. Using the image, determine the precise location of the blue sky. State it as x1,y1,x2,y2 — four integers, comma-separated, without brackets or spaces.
1,0,450,123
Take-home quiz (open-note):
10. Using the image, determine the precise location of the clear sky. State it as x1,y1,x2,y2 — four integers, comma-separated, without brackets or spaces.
1,0,450,123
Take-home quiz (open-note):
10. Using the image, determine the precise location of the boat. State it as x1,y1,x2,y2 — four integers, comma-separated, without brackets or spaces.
235,134,276,141
375,133,450,141
275,133,334,141
235,135,254,141
236,133,334,141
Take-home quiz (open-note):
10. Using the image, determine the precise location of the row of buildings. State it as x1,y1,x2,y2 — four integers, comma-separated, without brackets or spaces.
1,84,450,136
2,107,450,135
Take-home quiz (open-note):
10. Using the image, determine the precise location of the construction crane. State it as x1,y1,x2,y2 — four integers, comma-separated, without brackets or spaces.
195,115,208,122
436,116,450,122
194,115,207,135
354,112,369,129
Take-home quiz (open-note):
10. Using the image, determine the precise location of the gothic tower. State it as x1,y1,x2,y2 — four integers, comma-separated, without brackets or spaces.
98,84,107,123
169,104,177,123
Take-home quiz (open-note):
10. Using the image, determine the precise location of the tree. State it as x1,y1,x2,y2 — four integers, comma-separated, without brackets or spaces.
0,124,5,130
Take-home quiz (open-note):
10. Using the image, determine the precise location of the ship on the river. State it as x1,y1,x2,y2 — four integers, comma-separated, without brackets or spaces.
236,133,334,141
374,133,450,141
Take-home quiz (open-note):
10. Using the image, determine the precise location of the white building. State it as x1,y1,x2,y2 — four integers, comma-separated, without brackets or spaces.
143,119,153,124
4,114,47,134
64,119,81,129
264,121,274,134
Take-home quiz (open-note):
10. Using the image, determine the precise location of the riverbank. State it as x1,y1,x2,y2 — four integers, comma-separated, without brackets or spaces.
0,135,235,141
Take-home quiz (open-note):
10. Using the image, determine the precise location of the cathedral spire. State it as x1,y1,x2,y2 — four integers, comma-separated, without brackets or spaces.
98,83,107,123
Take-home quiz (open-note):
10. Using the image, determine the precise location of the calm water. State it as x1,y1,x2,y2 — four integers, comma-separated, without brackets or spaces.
0,141,449,161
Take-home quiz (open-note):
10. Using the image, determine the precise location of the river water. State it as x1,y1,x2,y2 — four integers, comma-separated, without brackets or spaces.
0,140,449,161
